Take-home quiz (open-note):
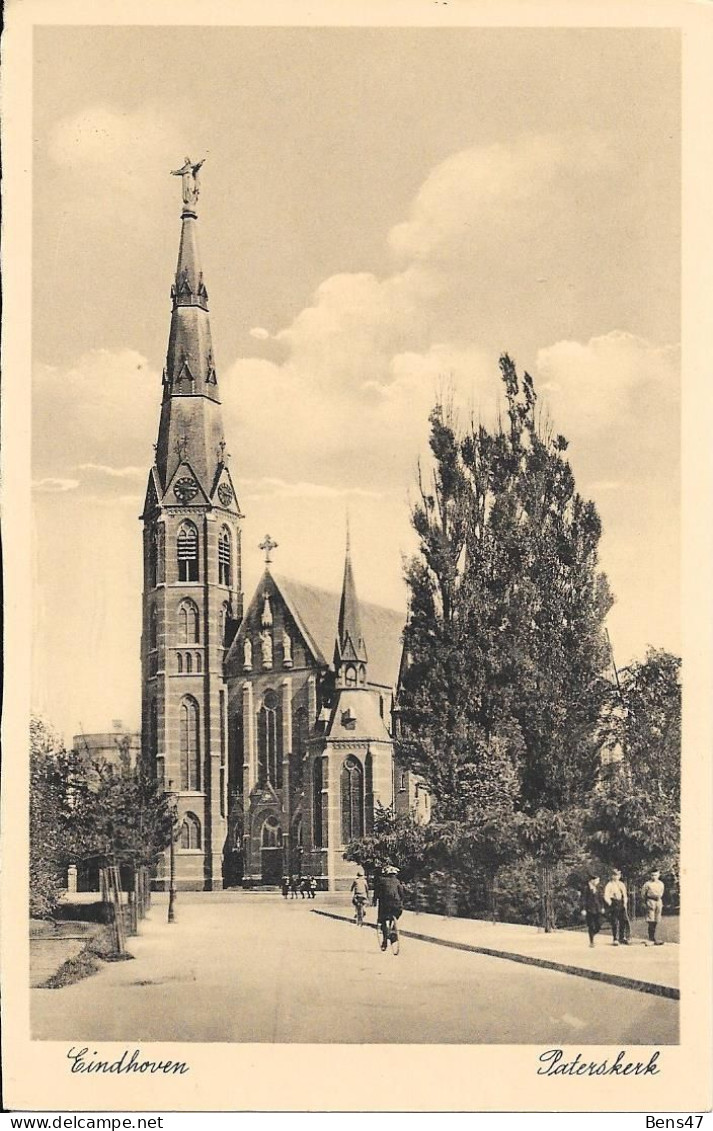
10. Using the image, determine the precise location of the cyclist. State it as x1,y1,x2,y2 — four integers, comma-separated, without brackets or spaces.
374,864,404,950
350,867,369,925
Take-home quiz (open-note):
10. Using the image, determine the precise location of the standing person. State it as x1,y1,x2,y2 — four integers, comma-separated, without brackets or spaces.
603,868,630,945
581,874,603,947
309,877,317,900
350,867,369,924
281,876,289,899
289,874,299,899
641,868,665,945
300,875,309,899
374,865,404,950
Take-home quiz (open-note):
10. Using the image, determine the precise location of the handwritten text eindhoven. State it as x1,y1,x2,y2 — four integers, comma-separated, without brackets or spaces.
67,1048,189,1075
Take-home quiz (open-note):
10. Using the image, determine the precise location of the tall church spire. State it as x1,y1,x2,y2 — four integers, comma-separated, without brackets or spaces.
335,522,368,679
155,157,225,493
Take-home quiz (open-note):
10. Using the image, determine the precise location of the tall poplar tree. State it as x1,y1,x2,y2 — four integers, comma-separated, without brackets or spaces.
397,356,613,908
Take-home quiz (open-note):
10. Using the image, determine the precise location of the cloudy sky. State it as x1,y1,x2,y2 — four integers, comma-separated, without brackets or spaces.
31,26,680,741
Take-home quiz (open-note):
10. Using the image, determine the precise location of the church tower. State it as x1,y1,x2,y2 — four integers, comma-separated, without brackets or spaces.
141,159,242,890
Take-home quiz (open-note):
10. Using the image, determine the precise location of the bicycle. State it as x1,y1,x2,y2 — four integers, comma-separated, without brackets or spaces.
377,914,400,955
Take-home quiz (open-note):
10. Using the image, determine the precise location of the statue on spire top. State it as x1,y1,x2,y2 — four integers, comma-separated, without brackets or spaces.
171,156,205,209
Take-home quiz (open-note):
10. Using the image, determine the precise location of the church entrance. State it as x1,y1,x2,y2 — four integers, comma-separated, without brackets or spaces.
260,817,283,885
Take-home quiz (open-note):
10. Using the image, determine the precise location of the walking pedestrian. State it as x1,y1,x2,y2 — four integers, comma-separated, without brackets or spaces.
281,876,289,899
289,874,299,899
309,877,317,899
581,874,603,947
603,868,630,945
641,868,665,945
300,875,309,899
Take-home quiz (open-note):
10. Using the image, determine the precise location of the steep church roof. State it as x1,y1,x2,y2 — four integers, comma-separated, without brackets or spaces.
335,525,368,668
154,163,232,498
272,573,404,690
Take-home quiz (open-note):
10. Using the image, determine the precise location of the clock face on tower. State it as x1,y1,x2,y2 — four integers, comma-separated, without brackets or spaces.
217,483,233,507
173,476,199,504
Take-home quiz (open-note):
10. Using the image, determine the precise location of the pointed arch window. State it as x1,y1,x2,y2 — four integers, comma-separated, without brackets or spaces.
178,599,200,644
149,699,159,765
149,606,158,651
313,757,323,849
344,665,357,687
148,526,158,590
340,756,364,844
180,812,201,850
293,706,308,789
218,527,232,587
148,606,159,676
179,696,200,791
257,689,282,787
186,653,193,674
261,817,282,848
177,521,199,582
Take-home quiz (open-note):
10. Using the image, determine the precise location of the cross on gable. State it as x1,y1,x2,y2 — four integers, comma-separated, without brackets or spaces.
259,534,278,564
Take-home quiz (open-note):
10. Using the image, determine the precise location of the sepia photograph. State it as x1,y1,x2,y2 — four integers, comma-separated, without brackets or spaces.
2,0,711,1115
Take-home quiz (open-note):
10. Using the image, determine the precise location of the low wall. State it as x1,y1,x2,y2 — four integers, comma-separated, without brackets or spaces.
30,923,95,988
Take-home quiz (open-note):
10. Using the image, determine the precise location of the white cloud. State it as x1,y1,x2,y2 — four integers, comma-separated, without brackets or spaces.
77,463,145,479
249,327,271,340
48,104,183,200
536,331,679,436
33,477,80,493
388,134,611,262
241,476,382,501
33,349,159,478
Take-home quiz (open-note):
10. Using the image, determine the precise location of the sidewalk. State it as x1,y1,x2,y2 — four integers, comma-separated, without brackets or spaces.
313,905,679,1000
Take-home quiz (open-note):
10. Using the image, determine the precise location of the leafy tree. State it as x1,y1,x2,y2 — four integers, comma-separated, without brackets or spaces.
587,648,681,900
518,808,582,931
30,716,66,918
60,747,174,873
395,356,613,926
343,804,428,882
29,715,173,918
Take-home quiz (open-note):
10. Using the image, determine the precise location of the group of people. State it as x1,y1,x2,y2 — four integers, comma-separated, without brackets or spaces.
350,865,405,951
281,874,317,899
582,866,666,947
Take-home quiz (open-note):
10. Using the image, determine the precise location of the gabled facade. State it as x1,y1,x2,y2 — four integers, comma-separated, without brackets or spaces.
223,555,411,890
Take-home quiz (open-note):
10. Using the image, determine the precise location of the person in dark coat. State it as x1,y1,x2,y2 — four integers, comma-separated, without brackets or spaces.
374,865,404,950
581,874,603,947
281,876,289,899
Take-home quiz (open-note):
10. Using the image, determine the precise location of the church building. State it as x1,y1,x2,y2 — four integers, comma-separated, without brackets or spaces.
141,162,426,891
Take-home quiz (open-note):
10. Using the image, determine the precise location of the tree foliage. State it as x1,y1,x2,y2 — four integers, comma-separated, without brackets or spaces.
398,355,613,824
30,717,67,918
29,715,173,918
587,648,681,880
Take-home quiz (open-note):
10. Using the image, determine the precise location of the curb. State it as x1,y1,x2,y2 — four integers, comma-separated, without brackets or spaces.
311,909,679,1001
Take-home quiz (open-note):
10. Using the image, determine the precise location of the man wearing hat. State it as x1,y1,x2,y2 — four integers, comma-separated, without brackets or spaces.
350,867,369,924
641,868,665,945
374,865,404,950
603,867,630,945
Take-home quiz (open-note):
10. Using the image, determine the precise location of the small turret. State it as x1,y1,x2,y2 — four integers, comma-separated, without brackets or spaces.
334,522,368,686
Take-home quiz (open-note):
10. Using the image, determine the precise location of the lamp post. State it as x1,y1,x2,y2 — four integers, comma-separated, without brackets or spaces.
167,779,177,923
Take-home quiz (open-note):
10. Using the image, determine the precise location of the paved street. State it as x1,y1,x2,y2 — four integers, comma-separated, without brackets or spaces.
32,895,678,1044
